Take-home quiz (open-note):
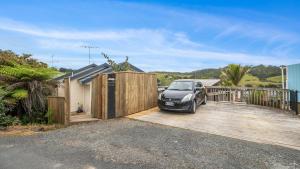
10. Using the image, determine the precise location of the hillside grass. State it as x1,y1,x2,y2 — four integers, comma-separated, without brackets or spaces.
266,75,282,83
156,73,191,86
239,74,281,88
155,72,282,88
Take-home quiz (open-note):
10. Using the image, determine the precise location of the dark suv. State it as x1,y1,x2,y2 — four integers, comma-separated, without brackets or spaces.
158,79,207,113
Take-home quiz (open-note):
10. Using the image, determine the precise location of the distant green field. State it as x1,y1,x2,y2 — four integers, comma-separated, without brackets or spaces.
239,74,280,87
154,64,282,87
156,73,191,86
266,75,282,83
156,72,282,88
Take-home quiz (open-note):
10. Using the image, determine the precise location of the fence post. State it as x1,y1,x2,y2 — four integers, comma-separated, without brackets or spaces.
296,90,298,115
64,77,70,125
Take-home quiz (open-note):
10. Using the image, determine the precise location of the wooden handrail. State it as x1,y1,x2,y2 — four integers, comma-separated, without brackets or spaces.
205,86,297,114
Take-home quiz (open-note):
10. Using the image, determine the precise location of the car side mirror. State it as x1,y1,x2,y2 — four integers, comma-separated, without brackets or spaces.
195,87,201,91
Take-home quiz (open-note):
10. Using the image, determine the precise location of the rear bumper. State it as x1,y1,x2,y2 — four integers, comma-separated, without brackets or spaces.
158,100,193,112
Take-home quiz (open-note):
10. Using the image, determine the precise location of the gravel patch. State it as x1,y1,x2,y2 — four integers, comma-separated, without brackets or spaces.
0,118,299,169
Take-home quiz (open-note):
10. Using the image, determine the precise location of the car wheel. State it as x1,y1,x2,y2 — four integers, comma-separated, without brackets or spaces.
191,100,196,114
202,95,207,105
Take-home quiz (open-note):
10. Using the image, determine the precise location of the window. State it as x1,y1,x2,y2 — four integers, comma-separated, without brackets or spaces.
168,81,193,91
195,82,202,88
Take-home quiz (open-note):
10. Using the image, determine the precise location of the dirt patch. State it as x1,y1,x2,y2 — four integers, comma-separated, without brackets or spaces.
0,124,64,137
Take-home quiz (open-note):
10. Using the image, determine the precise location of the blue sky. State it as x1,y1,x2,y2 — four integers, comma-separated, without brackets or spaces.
0,0,300,71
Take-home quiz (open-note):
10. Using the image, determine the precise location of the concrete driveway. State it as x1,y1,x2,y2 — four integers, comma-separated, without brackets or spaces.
128,102,300,150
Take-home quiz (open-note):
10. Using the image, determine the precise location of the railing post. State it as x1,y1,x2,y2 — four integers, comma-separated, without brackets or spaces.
296,90,298,115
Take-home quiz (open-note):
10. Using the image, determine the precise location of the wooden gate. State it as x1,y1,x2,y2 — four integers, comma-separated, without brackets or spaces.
47,77,70,125
91,74,108,119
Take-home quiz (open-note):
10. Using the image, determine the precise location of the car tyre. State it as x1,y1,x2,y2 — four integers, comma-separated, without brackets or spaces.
190,100,196,114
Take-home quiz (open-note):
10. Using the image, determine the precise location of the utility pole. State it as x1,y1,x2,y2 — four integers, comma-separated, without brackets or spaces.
51,55,54,67
50,54,59,68
80,45,99,64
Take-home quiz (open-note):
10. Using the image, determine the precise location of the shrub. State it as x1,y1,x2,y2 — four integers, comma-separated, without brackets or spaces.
245,84,253,87
0,98,18,128
45,109,54,124
19,111,47,125
0,111,18,128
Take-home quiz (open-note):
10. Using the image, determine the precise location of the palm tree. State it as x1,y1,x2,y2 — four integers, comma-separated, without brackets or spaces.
221,64,250,86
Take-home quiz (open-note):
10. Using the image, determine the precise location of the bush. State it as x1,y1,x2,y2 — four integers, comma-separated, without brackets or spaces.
0,100,18,128
45,109,54,124
19,111,47,125
0,111,18,128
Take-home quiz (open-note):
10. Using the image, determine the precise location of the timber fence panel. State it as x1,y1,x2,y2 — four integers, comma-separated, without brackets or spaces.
91,72,158,119
115,72,158,117
47,97,65,124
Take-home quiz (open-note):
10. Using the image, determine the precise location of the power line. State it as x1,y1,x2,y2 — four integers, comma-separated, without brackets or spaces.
51,54,54,67
80,45,100,64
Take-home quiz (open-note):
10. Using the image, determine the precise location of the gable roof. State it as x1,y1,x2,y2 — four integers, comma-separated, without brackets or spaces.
80,67,113,84
70,63,110,80
118,62,144,72
54,64,97,81
54,62,143,84
80,62,144,84
198,79,220,86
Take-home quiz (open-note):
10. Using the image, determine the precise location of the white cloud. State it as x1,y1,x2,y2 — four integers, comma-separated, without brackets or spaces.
0,18,166,41
0,17,298,71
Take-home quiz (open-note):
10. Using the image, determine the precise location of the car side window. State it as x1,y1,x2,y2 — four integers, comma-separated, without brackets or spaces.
196,82,202,88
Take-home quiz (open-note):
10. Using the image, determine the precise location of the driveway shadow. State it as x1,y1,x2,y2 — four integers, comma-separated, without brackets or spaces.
158,110,194,116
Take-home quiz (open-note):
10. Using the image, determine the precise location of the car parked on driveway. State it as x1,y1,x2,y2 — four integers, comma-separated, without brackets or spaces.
158,79,207,113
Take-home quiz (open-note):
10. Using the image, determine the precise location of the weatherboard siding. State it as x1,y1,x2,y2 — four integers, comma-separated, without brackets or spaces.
287,63,300,100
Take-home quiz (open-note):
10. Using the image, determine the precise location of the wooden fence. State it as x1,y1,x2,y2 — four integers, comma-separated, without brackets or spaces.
47,77,70,125
91,72,158,119
91,74,108,119
47,96,66,124
206,86,298,113
115,72,157,117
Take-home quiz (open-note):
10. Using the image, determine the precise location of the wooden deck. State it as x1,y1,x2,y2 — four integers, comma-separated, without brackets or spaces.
70,113,100,124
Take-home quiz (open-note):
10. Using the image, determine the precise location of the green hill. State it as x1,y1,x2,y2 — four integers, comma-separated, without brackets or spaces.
190,68,221,79
153,65,283,87
248,65,281,79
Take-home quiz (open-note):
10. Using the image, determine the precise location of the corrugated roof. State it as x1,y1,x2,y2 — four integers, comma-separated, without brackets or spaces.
174,79,220,86
54,64,97,81
198,79,220,86
70,63,110,80
80,67,113,84
118,62,144,72
54,62,144,85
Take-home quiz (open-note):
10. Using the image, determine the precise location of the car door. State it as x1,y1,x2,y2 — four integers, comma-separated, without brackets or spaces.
195,82,202,105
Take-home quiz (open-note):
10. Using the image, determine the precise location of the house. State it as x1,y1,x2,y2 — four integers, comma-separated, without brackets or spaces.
54,62,143,114
198,79,220,87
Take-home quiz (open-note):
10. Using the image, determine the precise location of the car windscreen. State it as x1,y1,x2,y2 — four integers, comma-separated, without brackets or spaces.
167,81,193,91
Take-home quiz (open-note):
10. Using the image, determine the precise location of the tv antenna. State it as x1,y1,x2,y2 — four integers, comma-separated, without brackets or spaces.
80,45,100,64
50,54,59,67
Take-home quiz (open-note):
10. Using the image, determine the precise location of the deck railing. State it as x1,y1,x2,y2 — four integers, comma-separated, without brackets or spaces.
206,86,298,114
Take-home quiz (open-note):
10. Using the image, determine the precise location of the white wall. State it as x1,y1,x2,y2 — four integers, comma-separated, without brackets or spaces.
83,83,91,114
55,79,92,114
70,80,84,113
57,82,65,97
